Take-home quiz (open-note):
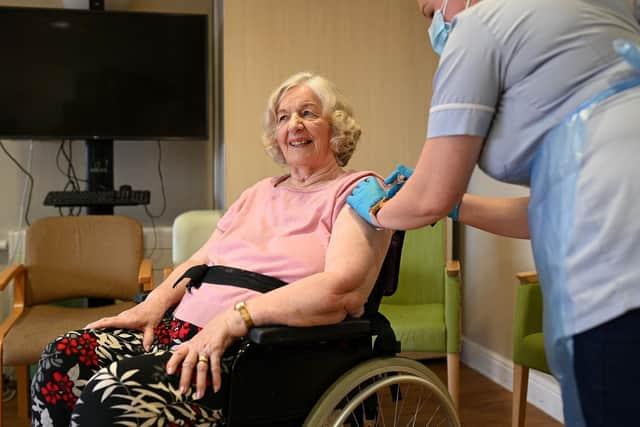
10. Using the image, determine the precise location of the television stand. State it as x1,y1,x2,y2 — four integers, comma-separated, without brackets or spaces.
85,139,117,308
86,139,114,214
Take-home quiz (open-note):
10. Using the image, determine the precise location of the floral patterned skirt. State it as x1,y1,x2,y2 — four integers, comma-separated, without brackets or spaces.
31,310,237,427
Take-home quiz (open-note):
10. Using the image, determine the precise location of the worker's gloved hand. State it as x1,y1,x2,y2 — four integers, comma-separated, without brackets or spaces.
384,164,414,198
347,177,386,226
614,39,640,71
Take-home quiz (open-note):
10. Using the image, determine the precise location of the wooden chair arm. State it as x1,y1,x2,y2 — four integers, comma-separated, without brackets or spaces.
135,266,172,304
516,271,538,285
138,258,154,291
444,259,462,353
446,260,461,277
0,264,26,340
0,264,25,291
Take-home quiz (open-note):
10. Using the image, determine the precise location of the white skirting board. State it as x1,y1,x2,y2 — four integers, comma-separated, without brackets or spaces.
461,337,564,423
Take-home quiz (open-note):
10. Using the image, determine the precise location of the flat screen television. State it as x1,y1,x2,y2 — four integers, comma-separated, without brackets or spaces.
0,6,208,140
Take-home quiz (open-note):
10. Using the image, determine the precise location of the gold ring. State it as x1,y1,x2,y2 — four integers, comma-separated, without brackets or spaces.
197,355,209,364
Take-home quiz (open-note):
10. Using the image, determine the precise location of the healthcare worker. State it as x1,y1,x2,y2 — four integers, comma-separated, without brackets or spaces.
347,0,640,426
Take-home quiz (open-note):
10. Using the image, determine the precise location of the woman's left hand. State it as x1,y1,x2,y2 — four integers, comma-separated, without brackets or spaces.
384,164,414,198
165,310,244,399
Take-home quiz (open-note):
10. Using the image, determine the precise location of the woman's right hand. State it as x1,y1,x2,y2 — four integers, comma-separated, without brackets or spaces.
85,297,168,351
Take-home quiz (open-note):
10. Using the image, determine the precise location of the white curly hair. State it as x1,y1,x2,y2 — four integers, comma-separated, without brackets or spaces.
262,72,361,167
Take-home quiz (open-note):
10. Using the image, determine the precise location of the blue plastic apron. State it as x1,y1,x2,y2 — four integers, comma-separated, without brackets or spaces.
528,40,640,426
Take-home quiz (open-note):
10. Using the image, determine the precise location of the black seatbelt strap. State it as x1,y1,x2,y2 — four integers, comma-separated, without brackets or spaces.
172,264,287,294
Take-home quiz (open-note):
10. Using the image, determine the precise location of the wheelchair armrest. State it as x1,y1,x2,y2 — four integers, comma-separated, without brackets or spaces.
131,294,372,344
247,318,372,345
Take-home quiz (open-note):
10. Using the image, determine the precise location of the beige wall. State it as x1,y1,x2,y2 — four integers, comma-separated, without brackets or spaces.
224,0,535,362
464,170,534,357
224,0,436,203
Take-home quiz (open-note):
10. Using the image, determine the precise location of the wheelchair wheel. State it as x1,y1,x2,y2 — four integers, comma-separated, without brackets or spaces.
303,357,460,427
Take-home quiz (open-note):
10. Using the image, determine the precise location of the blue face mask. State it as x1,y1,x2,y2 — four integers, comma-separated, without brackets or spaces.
428,0,470,56
428,9,451,55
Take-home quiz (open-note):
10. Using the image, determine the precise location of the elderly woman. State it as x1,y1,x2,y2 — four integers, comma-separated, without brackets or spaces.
29,72,391,426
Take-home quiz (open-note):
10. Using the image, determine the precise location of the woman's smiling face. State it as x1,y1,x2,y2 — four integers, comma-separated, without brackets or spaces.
275,84,335,170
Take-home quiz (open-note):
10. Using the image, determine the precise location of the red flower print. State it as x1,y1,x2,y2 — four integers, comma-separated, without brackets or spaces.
40,371,77,408
154,321,172,345
56,332,98,367
77,333,98,367
170,319,194,340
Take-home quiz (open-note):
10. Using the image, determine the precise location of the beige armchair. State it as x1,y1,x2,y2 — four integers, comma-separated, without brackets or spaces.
0,215,153,425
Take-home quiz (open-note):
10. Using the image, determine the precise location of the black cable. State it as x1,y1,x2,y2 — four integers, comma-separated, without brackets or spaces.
56,141,72,216
63,141,78,190
0,140,34,226
65,142,83,215
147,140,167,217
62,141,77,216
59,140,86,187
56,141,78,188
144,209,158,258
64,141,86,188
55,141,86,216
143,140,168,257
55,142,68,178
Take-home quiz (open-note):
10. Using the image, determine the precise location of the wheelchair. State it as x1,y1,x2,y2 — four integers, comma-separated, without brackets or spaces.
220,231,461,426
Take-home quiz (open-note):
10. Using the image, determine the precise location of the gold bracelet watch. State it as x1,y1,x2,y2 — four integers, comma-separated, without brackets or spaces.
369,198,387,227
234,301,254,330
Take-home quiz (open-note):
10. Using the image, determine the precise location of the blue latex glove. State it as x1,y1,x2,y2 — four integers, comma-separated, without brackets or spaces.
614,39,640,71
448,201,461,221
384,164,414,198
347,177,386,226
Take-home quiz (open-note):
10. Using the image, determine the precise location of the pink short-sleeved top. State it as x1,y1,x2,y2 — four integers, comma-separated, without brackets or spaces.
173,170,377,327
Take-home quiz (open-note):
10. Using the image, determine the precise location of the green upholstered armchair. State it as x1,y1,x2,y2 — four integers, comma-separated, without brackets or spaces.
378,222,462,408
162,210,223,278
512,271,550,427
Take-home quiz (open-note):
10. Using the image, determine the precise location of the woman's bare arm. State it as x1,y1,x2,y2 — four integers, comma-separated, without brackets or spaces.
246,206,392,327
